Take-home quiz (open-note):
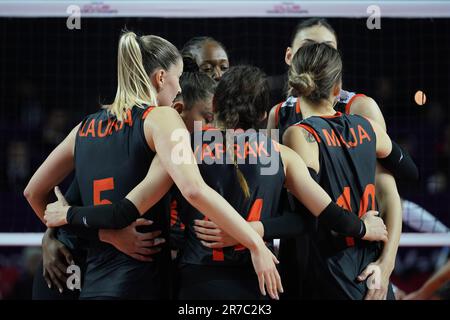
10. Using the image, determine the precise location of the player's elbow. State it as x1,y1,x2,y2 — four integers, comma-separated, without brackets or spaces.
354,96,387,131
23,184,34,202
179,179,206,205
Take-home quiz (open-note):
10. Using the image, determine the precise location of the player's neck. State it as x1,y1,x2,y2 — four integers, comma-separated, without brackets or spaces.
300,97,336,119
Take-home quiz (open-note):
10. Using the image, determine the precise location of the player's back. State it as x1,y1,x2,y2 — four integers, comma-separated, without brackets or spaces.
299,112,377,251
74,106,171,299
298,112,384,299
178,127,285,267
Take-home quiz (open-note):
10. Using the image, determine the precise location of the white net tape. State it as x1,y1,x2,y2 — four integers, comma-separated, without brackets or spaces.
0,232,448,247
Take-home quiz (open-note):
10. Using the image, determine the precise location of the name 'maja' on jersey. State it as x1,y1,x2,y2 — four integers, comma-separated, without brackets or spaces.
297,112,377,253
297,112,388,299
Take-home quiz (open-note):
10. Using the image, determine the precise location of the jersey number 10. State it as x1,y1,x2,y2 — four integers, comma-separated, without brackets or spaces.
336,184,376,246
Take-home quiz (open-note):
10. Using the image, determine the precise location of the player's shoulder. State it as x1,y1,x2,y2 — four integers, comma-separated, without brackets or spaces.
344,93,386,130
285,121,320,144
339,89,379,112
142,105,180,124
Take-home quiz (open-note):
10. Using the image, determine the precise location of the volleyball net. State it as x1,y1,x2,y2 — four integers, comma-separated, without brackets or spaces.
0,1,449,251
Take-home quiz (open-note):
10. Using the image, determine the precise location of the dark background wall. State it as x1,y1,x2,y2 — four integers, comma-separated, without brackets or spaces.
1,17,448,230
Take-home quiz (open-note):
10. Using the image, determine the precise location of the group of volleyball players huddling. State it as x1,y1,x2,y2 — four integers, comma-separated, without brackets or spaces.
24,18,418,300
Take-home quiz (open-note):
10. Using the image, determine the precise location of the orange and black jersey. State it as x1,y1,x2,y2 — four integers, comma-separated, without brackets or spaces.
273,90,365,142
297,112,377,253
169,189,186,251
176,127,285,267
297,113,392,299
74,106,171,299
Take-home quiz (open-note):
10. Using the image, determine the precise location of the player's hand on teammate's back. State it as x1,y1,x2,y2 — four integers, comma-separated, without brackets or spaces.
99,219,165,262
194,219,239,248
42,229,74,293
358,259,391,300
361,210,388,242
44,187,70,227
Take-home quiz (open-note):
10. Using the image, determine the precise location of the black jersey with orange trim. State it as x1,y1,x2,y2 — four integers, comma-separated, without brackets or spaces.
298,112,377,252
297,113,389,299
177,127,285,267
74,106,171,299
169,187,186,251
274,90,365,142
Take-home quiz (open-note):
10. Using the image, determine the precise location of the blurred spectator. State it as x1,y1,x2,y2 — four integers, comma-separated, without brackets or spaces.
425,102,446,130
426,123,449,194
42,109,69,150
6,141,30,193
374,76,394,104
5,247,42,300
17,81,43,132
426,173,447,194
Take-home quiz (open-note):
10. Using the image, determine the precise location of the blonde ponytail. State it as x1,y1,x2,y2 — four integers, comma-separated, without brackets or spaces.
109,31,180,121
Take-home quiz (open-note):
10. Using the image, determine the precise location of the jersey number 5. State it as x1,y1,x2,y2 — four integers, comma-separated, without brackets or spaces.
93,177,115,205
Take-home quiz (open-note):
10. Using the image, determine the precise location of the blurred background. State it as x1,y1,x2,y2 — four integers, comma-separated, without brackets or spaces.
0,0,448,299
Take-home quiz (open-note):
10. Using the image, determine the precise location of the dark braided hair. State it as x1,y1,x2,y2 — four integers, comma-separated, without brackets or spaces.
214,65,269,130
214,65,270,199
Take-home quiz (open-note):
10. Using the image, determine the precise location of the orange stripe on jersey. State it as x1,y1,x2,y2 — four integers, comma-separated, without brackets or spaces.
247,199,263,221
235,199,263,251
212,249,225,261
170,199,184,229
142,107,156,120
297,124,321,143
336,186,355,247
274,102,283,128
345,93,366,114
295,98,301,114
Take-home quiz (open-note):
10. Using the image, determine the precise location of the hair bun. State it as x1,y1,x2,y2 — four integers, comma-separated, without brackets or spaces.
288,72,316,97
